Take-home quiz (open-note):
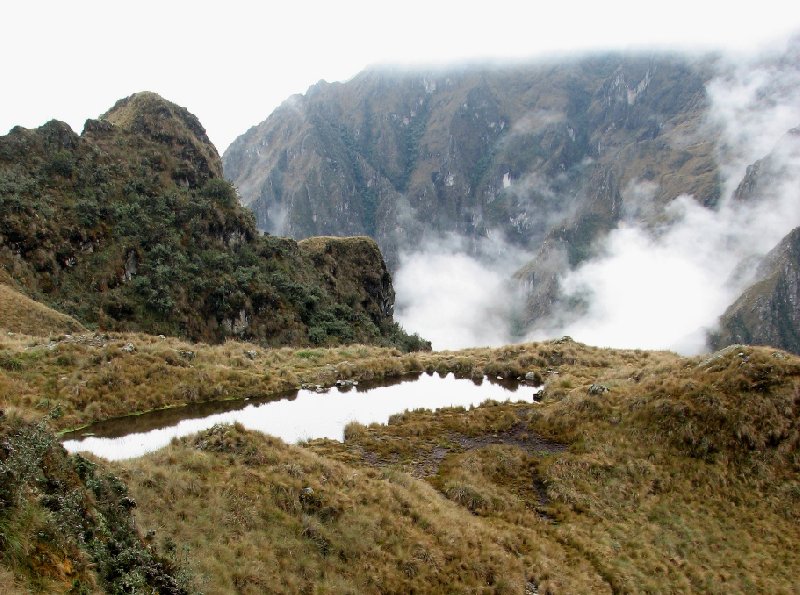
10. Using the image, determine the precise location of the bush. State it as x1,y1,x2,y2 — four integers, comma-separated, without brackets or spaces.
200,178,237,206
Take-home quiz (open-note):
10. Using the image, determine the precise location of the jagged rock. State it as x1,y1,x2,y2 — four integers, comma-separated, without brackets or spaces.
122,249,138,283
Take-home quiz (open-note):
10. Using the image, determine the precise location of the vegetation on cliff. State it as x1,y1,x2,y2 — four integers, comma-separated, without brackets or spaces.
0,92,424,350
0,416,187,593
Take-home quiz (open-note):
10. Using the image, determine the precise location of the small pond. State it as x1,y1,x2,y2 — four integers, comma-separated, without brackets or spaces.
62,372,542,461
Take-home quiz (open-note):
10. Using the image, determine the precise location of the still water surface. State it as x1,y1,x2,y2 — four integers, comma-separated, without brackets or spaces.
63,373,540,461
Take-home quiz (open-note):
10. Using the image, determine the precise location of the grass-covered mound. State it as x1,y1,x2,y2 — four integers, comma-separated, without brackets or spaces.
0,271,83,336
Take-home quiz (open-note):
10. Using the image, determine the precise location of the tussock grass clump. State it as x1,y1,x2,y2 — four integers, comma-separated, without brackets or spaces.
631,346,800,459
118,423,596,594
2,325,799,592
308,344,800,593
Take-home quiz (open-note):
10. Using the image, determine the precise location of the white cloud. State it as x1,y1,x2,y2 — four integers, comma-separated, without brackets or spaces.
541,42,800,354
394,233,526,350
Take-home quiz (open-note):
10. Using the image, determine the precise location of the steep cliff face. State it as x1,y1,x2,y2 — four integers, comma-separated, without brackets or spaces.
0,93,422,349
224,54,719,271
712,227,800,354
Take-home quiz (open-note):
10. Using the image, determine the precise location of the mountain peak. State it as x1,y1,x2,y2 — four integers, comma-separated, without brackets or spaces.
101,91,222,177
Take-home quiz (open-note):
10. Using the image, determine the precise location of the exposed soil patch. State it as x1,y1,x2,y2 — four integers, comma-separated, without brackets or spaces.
357,421,565,479
448,422,565,458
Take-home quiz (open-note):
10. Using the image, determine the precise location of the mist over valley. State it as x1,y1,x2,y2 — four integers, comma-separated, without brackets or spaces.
225,37,800,353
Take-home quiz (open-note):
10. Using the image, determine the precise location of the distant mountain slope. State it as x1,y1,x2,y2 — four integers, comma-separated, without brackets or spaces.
224,54,719,271
0,93,426,350
709,126,800,354
712,226,800,353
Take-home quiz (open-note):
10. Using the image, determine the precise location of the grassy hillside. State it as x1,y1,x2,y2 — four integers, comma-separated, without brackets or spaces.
0,272,83,336
1,316,798,592
109,343,798,594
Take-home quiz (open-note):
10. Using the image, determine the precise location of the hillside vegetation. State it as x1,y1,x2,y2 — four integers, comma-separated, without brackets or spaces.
0,93,424,350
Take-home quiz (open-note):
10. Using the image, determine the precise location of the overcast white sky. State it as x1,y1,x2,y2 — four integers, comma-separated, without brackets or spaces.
2,1,799,153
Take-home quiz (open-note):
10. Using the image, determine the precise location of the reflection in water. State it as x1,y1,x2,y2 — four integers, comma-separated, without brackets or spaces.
63,372,541,461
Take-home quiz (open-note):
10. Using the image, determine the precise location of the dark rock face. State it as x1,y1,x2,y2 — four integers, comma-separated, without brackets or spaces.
713,227,800,354
224,54,720,272
0,93,421,349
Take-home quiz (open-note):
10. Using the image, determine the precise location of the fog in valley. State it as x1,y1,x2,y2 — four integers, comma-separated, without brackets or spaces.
395,40,800,352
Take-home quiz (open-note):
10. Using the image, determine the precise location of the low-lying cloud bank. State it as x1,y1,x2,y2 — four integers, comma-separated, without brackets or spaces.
395,37,800,353
393,233,527,350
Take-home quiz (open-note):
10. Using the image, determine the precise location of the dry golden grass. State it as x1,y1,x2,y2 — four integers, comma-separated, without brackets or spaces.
2,314,798,592
307,344,800,594
0,282,84,336
0,325,671,434
0,563,31,594
117,423,609,594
